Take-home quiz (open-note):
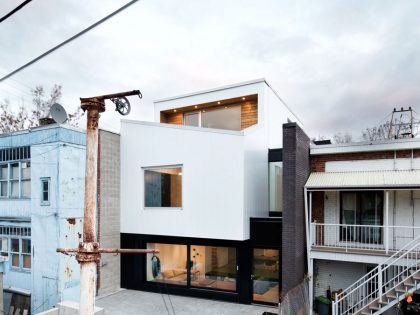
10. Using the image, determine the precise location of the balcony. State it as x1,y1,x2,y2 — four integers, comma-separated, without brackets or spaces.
310,223,420,254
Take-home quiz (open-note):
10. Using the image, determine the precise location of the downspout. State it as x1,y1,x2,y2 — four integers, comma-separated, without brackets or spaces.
96,131,101,294
304,187,313,315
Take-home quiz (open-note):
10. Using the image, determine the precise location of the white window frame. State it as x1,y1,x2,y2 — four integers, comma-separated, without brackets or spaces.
40,177,51,205
143,165,183,210
0,160,30,199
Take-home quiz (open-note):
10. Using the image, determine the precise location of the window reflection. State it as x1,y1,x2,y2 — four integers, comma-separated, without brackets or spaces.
146,243,187,286
190,245,237,291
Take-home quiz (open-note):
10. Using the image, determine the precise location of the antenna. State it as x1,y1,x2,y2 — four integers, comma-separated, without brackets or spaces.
50,103,68,124
388,107,419,139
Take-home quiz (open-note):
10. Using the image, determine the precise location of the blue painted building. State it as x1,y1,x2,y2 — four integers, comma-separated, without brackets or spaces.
0,124,86,313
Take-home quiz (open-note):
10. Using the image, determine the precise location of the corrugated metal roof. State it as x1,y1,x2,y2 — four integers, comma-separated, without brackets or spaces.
305,170,420,189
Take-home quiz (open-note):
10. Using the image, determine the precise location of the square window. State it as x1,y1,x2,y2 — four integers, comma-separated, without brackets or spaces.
144,167,182,208
23,255,31,269
12,254,19,268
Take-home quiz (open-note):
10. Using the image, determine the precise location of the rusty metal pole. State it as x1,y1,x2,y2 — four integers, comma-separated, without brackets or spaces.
57,90,158,315
78,98,104,315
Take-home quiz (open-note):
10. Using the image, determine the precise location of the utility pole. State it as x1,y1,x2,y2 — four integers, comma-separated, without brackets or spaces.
57,90,159,315
388,107,419,139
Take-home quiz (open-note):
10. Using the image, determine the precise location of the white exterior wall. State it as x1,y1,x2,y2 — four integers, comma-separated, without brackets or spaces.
31,143,85,313
314,260,368,297
120,121,247,240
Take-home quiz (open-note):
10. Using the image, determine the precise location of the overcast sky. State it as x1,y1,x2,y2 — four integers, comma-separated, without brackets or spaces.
1,0,419,139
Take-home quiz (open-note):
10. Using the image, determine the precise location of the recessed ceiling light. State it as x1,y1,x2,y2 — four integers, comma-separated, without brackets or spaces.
202,110,206,113
242,97,246,100
195,105,198,109
173,109,177,112
217,101,221,105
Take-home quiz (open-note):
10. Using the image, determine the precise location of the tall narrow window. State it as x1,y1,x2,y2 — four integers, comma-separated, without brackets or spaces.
0,237,8,257
144,166,182,208
21,162,31,198
269,162,283,213
0,164,7,197
10,163,19,198
11,238,20,268
22,239,31,269
41,178,50,205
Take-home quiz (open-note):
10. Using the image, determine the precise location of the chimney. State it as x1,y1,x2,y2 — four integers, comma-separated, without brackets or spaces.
39,117,56,126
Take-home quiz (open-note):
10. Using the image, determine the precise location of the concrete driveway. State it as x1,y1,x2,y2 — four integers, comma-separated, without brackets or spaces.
96,289,278,315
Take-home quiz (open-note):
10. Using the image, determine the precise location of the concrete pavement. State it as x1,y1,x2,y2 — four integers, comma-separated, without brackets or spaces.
96,289,278,315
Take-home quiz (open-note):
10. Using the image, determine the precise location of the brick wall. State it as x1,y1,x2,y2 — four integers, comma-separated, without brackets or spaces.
98,130,121,296
311,149,420,172
282,123,310,298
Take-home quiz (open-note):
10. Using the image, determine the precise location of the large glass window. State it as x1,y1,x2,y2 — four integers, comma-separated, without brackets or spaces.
269,162,283,213
252,248,279,304
183,112,199,127
146,243,237,292
0,164,7,197
190,245,237,291
183,105,241,131
146,243,187,286
144,166,182,208
201,106,241,131
340,191,383,244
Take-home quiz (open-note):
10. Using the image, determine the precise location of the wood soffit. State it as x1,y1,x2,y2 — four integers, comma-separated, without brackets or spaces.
160,94,258,114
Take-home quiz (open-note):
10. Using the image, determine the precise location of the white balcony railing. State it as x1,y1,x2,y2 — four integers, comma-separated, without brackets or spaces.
310,223,420,253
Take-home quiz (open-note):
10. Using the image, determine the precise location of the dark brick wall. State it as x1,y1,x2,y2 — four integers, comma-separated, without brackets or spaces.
281,123,310,298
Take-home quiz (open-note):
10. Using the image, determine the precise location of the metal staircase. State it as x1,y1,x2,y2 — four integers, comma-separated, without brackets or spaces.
332,234,420,315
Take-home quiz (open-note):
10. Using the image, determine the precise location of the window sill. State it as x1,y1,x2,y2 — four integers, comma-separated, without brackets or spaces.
10,267,31,273
40,202,50,206
144,207,183,211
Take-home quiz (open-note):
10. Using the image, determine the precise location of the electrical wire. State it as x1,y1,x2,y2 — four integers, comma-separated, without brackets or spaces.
0,0,140,83
0,0,32,24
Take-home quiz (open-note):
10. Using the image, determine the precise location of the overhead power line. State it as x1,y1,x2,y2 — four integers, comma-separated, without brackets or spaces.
0,0,139,83
0,0,32,24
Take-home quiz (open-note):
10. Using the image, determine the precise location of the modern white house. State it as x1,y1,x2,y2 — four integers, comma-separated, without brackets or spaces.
120,79,303,305
305,138,420,314
0,124,121,314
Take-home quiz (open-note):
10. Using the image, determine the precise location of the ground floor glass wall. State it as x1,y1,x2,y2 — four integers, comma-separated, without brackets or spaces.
146,243,237,292
252,248,279,304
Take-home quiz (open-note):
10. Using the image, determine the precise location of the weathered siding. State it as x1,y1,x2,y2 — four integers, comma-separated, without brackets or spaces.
98,130,121,296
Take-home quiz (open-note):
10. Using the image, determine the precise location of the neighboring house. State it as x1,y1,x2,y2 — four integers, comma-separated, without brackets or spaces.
120,79,305,305
0,124,120,314
305,138,420,314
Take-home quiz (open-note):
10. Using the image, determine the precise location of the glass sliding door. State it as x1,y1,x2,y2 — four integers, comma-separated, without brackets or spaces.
190,245,237,291
340,191,383,244
252,248,279,304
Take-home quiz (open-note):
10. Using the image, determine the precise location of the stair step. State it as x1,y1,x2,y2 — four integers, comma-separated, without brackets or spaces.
378,300,388,306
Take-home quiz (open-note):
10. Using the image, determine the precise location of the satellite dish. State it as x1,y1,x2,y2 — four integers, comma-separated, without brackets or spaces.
50,103,68,124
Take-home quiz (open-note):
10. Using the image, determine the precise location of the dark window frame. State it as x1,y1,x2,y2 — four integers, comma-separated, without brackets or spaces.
339,191,384,244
